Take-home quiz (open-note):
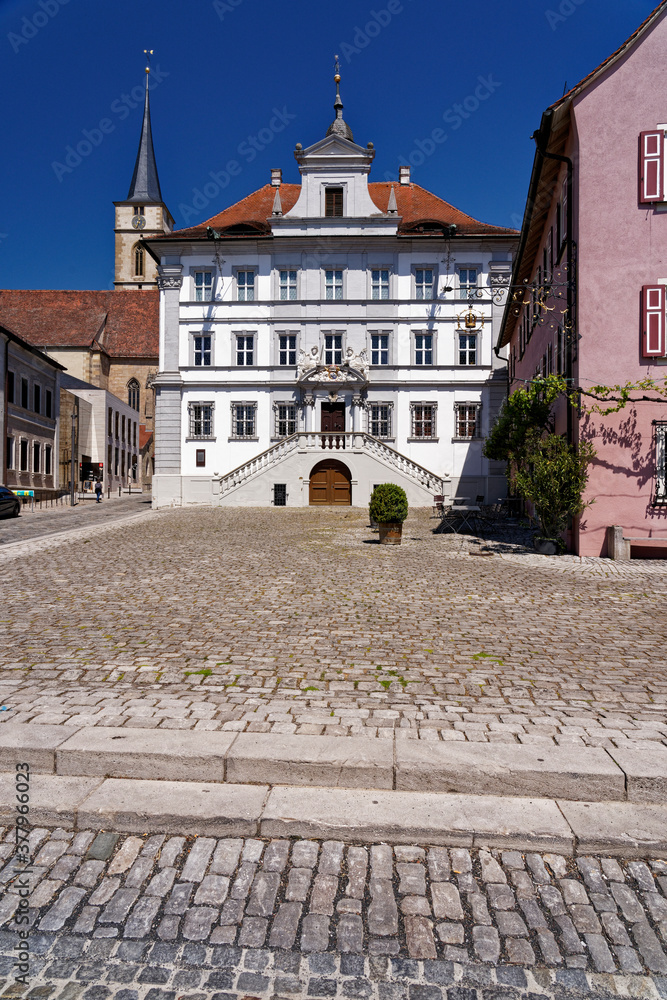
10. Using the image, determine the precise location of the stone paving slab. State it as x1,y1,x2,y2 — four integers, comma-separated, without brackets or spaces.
559,800,667,857
77,778,270,837
394,741,626,800
55,725,237,782
2,827,667,991
0,723,81,773
227,731,395,788
608,746,667,803
0,773,103,828
261,786,574,852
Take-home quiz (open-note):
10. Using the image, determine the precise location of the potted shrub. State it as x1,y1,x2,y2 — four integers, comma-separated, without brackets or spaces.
369,484,408,545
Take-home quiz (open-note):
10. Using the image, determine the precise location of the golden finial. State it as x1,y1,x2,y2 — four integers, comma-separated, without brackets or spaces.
144,48,153,74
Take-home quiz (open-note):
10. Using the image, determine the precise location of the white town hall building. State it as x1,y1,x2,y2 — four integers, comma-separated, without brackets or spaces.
145,71,517,508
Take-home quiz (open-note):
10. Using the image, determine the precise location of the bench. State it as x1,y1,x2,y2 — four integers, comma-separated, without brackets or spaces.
606,525,667,560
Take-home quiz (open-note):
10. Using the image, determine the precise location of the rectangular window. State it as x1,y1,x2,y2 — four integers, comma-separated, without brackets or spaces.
325,270,343,300
411,404,436,439
324,333,343,365
108,407,113,435
275,403,297,438
237,270,255,301
236,334,254,366
7,371,14,404
415,269,433,300
114,446,119,475
45,445,52,476
20,439,28,471
33,384,41,414
7,437,14,470
279,270,297,300
45,389,52,418
133,422,137,447
325,187,344,217
371,269,389,300
231,403,256,439
278,334,297,366
115,413,119,439
371,333,389,366
194,271,213,301
107,444,112,472
455,403,480,439
189,403,214,439
196,449,206,468
194,334,212,366
370,403,392,439
122,415,126,442
121,451,125,478
33,441,40,473
458,333,477,366
655,422,667,504
458,268,478,293
21,378,28,409
415,333,433,365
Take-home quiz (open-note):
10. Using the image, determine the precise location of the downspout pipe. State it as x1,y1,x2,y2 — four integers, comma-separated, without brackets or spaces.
531,109,576,443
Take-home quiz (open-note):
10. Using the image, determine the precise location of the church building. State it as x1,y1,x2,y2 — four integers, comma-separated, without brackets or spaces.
145,69,517,508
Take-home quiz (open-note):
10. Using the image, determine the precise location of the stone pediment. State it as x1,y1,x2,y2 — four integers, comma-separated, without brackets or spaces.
297,364,368,388
296,133,373,163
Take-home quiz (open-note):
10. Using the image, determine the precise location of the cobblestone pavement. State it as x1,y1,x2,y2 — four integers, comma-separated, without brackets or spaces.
1,507,667,745
0,494,151,547
1,828,667,997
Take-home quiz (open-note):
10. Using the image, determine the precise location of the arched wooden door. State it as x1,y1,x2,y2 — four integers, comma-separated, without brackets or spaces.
309,459,352,505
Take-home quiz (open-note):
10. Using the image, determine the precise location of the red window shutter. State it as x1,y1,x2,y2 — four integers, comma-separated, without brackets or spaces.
639,131,664,203
642,284,665,357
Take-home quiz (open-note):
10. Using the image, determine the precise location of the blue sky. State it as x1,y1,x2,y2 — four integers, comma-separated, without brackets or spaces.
0,0,658,289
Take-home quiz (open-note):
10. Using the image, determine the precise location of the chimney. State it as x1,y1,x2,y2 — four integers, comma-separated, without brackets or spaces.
271,168,282,187
399,165,411,185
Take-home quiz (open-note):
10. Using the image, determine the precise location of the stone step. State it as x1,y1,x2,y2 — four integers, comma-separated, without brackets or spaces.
2,722,667,802
2,771,667,856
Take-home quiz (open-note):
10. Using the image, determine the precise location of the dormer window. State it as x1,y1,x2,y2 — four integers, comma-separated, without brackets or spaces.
325,187,344,217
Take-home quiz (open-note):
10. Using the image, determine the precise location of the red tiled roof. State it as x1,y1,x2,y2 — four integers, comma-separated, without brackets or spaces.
0,290,158,358
139,424,153,450
156,182,516,240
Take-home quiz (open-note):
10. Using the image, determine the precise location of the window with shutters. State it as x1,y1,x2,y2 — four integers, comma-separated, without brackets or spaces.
639,131,664,203
642,285,666,357
655,422,667,504
325,187,344,217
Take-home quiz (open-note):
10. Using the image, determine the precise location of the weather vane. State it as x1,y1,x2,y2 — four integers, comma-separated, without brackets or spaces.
334,54,340,77
144,48,153,74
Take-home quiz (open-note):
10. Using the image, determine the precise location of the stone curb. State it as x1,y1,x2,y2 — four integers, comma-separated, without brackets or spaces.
3,771,667,855
2,722,667,803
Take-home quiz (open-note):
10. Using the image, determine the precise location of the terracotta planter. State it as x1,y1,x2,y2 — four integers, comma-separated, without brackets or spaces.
378,521,403,545
533,537,559,555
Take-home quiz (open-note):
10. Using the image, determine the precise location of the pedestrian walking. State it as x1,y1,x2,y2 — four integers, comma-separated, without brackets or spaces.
94,480,103,503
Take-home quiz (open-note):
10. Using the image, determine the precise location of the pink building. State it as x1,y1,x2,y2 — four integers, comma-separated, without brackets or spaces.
497,2,667,557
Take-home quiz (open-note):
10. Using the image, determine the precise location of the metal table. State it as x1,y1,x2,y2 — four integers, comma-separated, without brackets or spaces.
440,504,481,535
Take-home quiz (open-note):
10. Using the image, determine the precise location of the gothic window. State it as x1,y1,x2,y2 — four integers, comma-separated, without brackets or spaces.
127,379,140,412
133,245,145,278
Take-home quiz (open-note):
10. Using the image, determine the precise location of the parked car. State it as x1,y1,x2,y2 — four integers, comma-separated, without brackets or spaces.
0,486,21,519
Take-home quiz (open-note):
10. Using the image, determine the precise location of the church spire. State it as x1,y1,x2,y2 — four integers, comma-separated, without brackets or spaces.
127,53,162,203
326,55,354,142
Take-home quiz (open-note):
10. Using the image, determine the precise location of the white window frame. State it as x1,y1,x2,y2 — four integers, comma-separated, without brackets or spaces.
457,332,477,366
454,402,481,440
230,402,258,440
370,331,391,366
235,268,257,302
44,444,52,477
413,267,435,301
194,270,214,302
279,269,298,301
322,183,347,217
413,331,435,366
368,402,393,440
6,436,14,471
32,440,41,473
655,421,667,504
322,331,344,365
457,266,480,298
370,268,390,300
324,269,344,301
192,333,213,367
187,401,215,440
409,403,438,441
235,333,255,367
276,332,298,367
273,401,297,439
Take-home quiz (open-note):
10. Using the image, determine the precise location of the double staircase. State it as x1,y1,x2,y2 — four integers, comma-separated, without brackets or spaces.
217,432,447,502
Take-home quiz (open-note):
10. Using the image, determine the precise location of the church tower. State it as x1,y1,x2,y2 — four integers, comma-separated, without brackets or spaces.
114,62,173,289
